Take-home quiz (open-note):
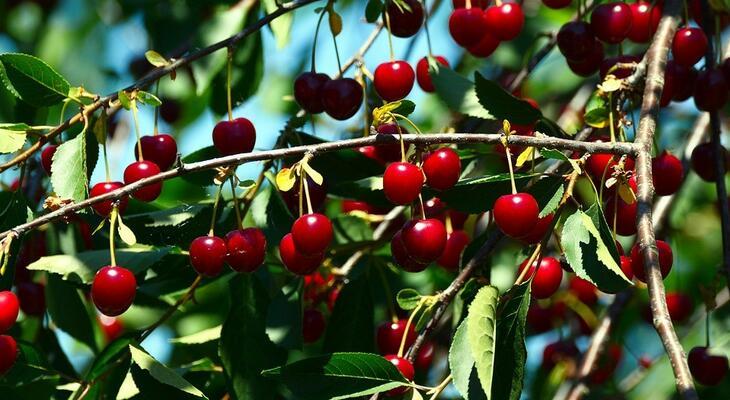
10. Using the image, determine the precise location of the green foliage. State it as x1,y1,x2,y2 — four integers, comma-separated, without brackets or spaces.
129,344,208,398
324,275,374,353
467,285,499,398
474,73,542,125
50,131,98,203
0,53,70,107
45,275,97,352
431,66,492,119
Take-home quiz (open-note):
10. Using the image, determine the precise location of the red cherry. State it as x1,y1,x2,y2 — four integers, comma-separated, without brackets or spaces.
558,21,597,61
567,40,604,77
415,56,449,92
670,62,699,102
620,255,634,280
294,72,330,114
0,335,18,375
41,145,57,175
137,134,178,171
444,209,469,230
99,315,124,342
384,355,415,396
639,355,653,369
292,213,333,255
485,3,524,41
212,117,256,156
590,343,622,384
17,282,45,316
302,308,326,343
688,346,729,386
377,319,417,355
321,78,363,120
414,341,435,371
436,230,470,271
519,256,563,299
665,292,693,322
452,0,489,8
519,213,554,244
542,0,572,9
652,151,684,196
123,160,162,202
627,2,661,43
401,219,447,263
423,148,461,190
279,233,323,275
91,265,137,316
341,200,382,215
448,8,488,48
374,123,407,163
604,197,637,236
159,98,181,124
374,61,415,102
691,142,729,182
383,162,424,205
0,291,19,333
542,340,580,370
357,146,383,164
693,68,729,112
590,2,633,44
466,31,501,58
672,27,708,67
527,302,554,333
586,150,634,180
569,276,598,306
418,197,446,218
280,176,327,215
225,228,267,273
189,236,227,276
630,240,673,283
391,231,429,272
493,193,539,238
386,0,423,38
90,181,128,217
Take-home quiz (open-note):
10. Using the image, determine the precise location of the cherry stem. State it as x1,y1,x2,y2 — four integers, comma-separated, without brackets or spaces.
398,301,421,357
421,0,433,56
208,182,225,236
59,101,69,126
428,375,452,400
444,212,453,234
229,177,243,230
226,47,234,122
130,100,144,161
393,113,423,135
504,143,518,195
417,194,426,220
109,206,118,266
705,311,711,347
298,170,305,217
682,0,690,23
311,8,327,72
103,141,111,182
514,243,541,286
465,0,472,9
608,93,616,142
153,81,160,136
302,170,314,214
330,13,343,75
383,7,395,61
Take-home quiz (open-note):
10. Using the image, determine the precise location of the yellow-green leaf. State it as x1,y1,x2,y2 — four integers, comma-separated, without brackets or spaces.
328,9,343,37
117,216,137,246
301,160,324,185
515,146,536,168
145,50,169,67
276,167,297,192
0,128,27,153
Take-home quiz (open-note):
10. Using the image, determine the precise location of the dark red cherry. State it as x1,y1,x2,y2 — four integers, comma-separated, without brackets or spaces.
527,302,554,333
0,335,18,376
691,142,729,182
590,2,633,44
321,78,363,120
569,276,598,306
630,240,673,283
419,197,446,218
189,236,227,276
620,255,634,280
558,21,596,61
452,0,489,8
159,98,181,124
590,343,622,384
436,230,469,271
423,148,461,190
672,27,708,67
294,72,330,113
279,233,323,275
124,160,162,202
401,219,447,263
375,123,407,162
666,292,693,322
41,145,57,175
604,196,637,236
90,181,128,217
627,1,661,43
493,193,539,238
670,62,698,102
17,282,45,316
292,213,333,255
384,355,415,396
91,265,137,316
466,31,501,58
391,231,429,272
280,176,327,215
542,0,572,9
448,8,487,48
485,3,524,41
586,151,625,180
99,315,124,342
416,56,449,92
652,151,684,196
225,228,266,272
693,68,729,112
377,319,417,355
137,134,178,171
688,346,729,386
386,0,423,38
519,213,555,244
302,308,326,343
518,256,563,299
567,40,604,77
0,291,19,333
542,340,580,370
374,61,415,102
383,162,424,205
414,341,435,371
212,117,256,156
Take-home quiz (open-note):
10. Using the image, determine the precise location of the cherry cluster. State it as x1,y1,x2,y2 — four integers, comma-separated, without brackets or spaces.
0,291,19,376
449,1,524,58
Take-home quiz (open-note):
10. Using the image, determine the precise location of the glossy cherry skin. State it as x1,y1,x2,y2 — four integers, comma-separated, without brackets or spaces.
604,196,637,236
493,193,539,238
374,61,415,102
302,308,326,343
627,1,661,43
661,61,698,105
691,142,728,182
630,240,673,283
485,3,524,41
0,335,18,376
519,213,554,244
567,40,604,77
294,72,330,113
542,340,580,371
557,21,596,61
279,233,323,275
590,2,633,44
383,162,424,205
569,276,598,306
386,0,423,38
542,0,572,9
401,219,447,263
688,346,729,386
436,230,470,271
666,292,693,322
652,151,684,196
321,78,363,120
620,255,634,280
137,134,178,171
519,256,563,299
693,68,729,112
374,123,407,162
91,265,137,316
41,145,57,175
384,355,415,396
467,31,501,58
672,27,708,67
99,315,124,342
377,319,417,355
452,0,489,8
189,236,227,276
586,151,634,180
391,230,428,272
90,181,128,217
292,213,333,255
17,282,45,316
448,8,487,48
212,117,256,156
423,148,461,190
124,160,162,202
415,56,449,92
225,228,266,272
0,291,19,333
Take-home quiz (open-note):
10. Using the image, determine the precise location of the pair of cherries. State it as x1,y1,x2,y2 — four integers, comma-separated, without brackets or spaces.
279,213,333,275
382,147,462,205
189,228,268,276
372,55,452,101
448,2,524,58
0,291,19,375
294,73,363,120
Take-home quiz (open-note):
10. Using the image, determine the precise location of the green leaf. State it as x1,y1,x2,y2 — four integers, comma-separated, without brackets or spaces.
118,90,132,110
263,0,294,48
431,173,546,214
145,50,169,67
45,275,97,352
0,53,71,107
492,282,531,400
0,126,26,153
466,285,499,398
261,353,409,400
584,107,609,128
266,279,303,349
392,99,416,117
431,66,492,119
324,275,374,353
50,132,89,202
0,192,31,289
396,288,422,310
539,184,564,218
137,90,162,107
365,0,383,23
129,345,208,399
123,205,209,247
560,204,632,293
473,73,542,125
449,319,475,399
170,325,222,345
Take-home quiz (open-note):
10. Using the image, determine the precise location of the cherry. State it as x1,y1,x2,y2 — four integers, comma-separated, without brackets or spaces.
518,256,563,299
280,176,327,214
527,302,554,333
665,292,693,322
384,355,415,396
542,340,580,370
303,272,333,306
620,255,634,280
386,0,423,38
377,319,417,355
189,236,227,276
604,197,637,236
0,335,18,376
590,2,633,44
436,230,470,271
452,0,489,8
419,197,446,218
374,123,407,163
448,8,487,48
90,181,128,217
688,346,729,386
292,213,333,255
669,62,698,102
321,78,363,120
485,3,524,41
590,343,622,384
225,228,267,272
627,1,661,43
415,56,449,92
401,219,447,263
639,355,653,369
466,31,501,58
519,213,555,244
672,27,708,67
137,134,178,171
124,160,162,202
294,72,330,113
17,282,45,316
423,148,461,190
558,21,597,61
374,61,415,102
302,308,326,343
391,230,429,272
342,200,383,215
443,209,469,230
41,144,57,175
630,240,673,283
91,265,137,316
383,162,424,205
542,0,572,9
586,151,633,181
567,40,604,77
357,146,382,164
652,151,684,196
279,233,323,275
569,276,598,306
159,98,181,124
99,315,124,342
414,341,435,371
0,291,19,333
212,117,256,156
691,142,728,182
693,68,729,112
493,193,539,238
